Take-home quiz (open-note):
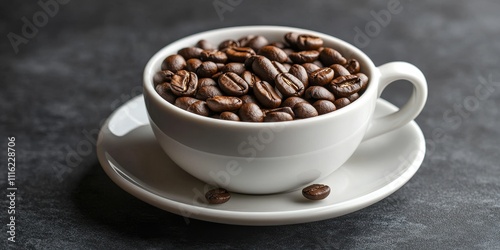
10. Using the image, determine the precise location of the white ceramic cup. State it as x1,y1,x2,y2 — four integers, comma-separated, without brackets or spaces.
143,26,427,194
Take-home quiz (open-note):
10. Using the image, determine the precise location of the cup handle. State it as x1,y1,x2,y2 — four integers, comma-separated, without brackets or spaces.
363,62,428,141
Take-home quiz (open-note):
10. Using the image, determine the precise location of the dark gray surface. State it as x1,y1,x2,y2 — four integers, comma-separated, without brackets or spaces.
1,0,499,249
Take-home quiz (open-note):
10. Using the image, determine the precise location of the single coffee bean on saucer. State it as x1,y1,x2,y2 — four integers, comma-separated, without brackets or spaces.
205,188,231,204
302,184,331,200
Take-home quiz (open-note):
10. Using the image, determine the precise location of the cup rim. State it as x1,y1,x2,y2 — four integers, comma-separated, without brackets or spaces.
143,25,379,129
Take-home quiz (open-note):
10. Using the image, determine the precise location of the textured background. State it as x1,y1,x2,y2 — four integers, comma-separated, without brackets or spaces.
1,0,499,249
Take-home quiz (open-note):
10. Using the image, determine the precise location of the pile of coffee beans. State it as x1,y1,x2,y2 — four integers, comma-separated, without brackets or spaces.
154,32,369,122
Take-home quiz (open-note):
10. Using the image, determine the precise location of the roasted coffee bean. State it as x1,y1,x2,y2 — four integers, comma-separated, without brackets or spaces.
219,111,240,121
196,39,216,50
288,64,309,88
283,63,292,71
347,92,359,102
178,47,203,60
309,67,334,86
329,75,361,97
268,41,286,49
153,70,174,86
284,32,300,49
252,56,280,83
282,96,308,108
312,60,324,68
302,184,330,200
185,58,203,72
241,70,261,90
289,50,320,64
218,72,249,96
313,100,336,115
356,73,369,92
262,106,295,118
302,63,321,75
187,100,210,116
334,97,351,109
319,47,347,66
304,86,335,102
155,82,176,103
161,54,186,72
239,102,264,122
200,50,228,64
264,111,294,122
253,81,282,108
170,70,198,96
221,62,246,75
330,64,351,78
174,96,199,110
195,85,224,100
198,77,217,87
205,188,231,204
196,61,218,78
241,35,268,51
275,72,305,97
271,61,288,74
238,35,255,47
218,39,239,50
345,59,360,74
226,47,256,63
240,94,259,104
244,55,261,69
297,34,323,50
206,96,243,112
283,48,294,56
211,72,223,81
258,45,289,63
293,102,318,119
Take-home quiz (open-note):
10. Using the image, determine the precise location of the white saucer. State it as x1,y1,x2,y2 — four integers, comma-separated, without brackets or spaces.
97,95,425,226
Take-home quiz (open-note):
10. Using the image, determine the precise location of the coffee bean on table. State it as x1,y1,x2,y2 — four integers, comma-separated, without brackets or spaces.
170,70,198,96
275,72,305,97
302,184,330,200
218,72,249,96
253,81,282,108
205,188,231,204
161,54,186,72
